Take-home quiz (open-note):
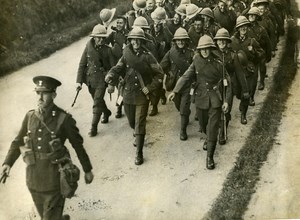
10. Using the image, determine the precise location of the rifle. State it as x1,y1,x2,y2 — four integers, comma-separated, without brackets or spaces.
222,52,228,141
71,88,80,107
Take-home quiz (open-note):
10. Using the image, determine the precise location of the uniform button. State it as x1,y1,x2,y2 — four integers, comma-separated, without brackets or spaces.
135,83,138,86
206,83,208,85
135,76,138,79
38,129,42,132
38,137,42,141
37,146,42,150
207,89,209,91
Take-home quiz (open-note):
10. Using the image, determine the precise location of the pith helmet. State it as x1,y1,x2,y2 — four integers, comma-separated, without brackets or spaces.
197,35,216,49
33,75,62,92
214,28,231,42
173,27,190,40
235,16,250,29
133,0,147,11
175,4,187,16
186,4,202,20
133,16,150,29
151,7,167,23
180,0,191,5
90,24,108,38
253,0,269,5
99,8,116,27
247,7,260,16
199,7,214,20
127,27,146,40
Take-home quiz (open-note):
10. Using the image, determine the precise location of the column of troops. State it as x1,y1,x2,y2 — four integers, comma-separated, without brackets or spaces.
0,0,292,219
77,0,290,170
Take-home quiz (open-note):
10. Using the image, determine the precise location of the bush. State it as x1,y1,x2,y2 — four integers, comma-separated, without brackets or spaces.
0,0,131,76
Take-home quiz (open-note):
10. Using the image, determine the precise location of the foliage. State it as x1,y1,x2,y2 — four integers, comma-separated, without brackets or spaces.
0,0,131,75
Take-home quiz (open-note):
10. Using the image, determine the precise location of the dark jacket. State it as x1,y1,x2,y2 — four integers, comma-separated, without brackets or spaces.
213,7,237,34
76,39,116,88
107,45,164,105
3,104,92,192
160,46,194,92
173,53,232,109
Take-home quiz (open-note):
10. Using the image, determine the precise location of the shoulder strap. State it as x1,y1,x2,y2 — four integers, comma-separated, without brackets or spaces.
54,112,67,135
26,110,35,131
33,111,67,136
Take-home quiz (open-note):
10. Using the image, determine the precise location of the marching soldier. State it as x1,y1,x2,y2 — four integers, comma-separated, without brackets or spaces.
76,24,116,137
165,0,180,18
105,16,129,119
1,76,94,220
231,16,264,109
167,12,184,35
199,7,221,38
169,35,232,170
160,27,194,140
213,28,249,144
247,6,272,90
105,27,164,165
188,15,205,49
253,0,277,57
149,6,173,116
213,0,237,34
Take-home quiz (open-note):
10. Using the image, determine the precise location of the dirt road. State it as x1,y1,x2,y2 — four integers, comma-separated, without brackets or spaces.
0,33,285,219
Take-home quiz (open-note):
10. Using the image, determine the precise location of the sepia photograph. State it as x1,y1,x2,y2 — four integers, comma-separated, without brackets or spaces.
0,0,299,219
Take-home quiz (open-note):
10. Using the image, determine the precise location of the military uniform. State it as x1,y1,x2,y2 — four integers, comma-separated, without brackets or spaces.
161,44,194,140
248,17,272,90
76,37,116,135
188,24,204,49
173,51,232,169
106,28,129,61
213,6,237,34
3,76,93,219
106,43,164,165
231,32,264,104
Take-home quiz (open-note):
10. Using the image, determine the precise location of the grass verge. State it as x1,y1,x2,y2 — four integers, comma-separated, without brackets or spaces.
0,1,131,77
204,13,299,220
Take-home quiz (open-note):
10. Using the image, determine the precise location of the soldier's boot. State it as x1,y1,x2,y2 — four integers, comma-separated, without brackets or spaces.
241,111,247,125
206,141,216,170
180,116,189,141
149,105,158,116
259,63,266,90
135,134,145,165
249,97,255,106
115,103,123,119
203,139,208,151
258,81,265,90
62,214,70,220
161,89,167,105
89,113,101,137
101,109,112,124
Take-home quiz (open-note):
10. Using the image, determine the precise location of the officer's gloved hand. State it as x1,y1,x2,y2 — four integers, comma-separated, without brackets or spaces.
222,102,229,113
168,92,176,102
84,171,94,184
76,83,82,91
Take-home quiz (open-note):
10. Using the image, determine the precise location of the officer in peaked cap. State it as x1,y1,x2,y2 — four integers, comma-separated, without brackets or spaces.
33,75,62,92
1,75,94,220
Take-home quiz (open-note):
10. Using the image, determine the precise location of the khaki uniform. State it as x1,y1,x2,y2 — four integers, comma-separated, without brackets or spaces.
3,104,92,219
76,39,115,115
173,53,232,142
231,33,264,100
